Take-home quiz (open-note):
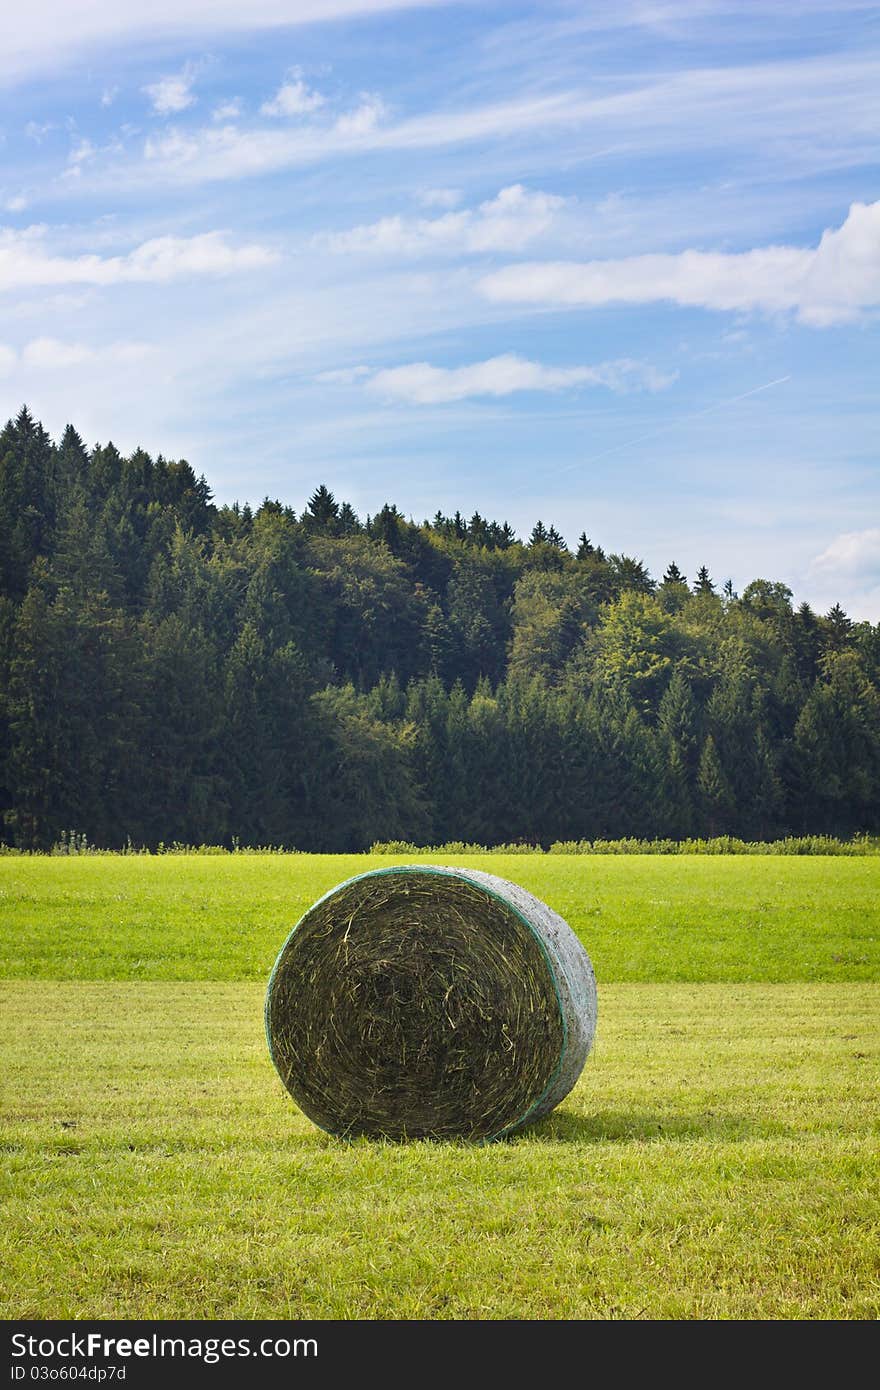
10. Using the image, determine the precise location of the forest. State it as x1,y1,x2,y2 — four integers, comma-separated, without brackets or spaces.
1,406,878,851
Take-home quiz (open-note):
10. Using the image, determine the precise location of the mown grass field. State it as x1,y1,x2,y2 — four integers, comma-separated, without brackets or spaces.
1,855,878,1319
1,853,878,980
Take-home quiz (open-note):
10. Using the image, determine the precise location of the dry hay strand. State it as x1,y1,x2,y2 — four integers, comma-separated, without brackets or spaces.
265,865,597,1142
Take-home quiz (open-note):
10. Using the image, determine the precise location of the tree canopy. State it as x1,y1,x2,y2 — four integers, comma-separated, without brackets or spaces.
1,407,878,849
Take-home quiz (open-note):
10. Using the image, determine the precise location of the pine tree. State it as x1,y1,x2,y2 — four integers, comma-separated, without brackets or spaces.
0,407,56,600
338,501,361,534
370,503,403,552
305,484,340,531
658,562,690,613
529,520,548,546
693,565,715,596
752,726,784,837
792,602,822,687
658,669,700,770
824,603,854,653
546,525,567,551
662,739,694,838
609,555,655,595
421,602,453,680
576,533,595,559
698,734,734,835
54,425,89,518
794,652,880,832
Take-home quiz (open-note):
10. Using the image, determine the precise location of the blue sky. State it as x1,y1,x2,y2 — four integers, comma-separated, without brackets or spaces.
1,0,878,616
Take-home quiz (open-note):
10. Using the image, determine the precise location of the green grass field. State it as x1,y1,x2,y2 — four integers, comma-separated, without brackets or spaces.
1,855,878,1319
2,853,878,980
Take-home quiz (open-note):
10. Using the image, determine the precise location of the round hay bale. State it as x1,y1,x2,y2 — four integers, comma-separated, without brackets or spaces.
265,865,597,1141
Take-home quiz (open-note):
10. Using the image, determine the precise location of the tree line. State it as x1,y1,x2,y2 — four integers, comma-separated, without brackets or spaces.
1,406,878,850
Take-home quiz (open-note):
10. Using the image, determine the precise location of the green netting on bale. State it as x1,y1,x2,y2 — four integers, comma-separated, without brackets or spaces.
265,865,597,1142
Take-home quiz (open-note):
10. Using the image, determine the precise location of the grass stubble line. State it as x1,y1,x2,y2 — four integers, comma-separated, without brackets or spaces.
1,981,878,1320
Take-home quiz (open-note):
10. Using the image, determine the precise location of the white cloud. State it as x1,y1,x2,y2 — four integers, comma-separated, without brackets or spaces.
0,2,450,82
480,200,880,326
75,91,572,191
136,96,391,186
0,226,278,292
22,337,96,368
323,184,565,257
261,70,325,118
361,353,676,403
418,188,462,209
334,95,386,136
145,63,200,116
24,120,55,142
0,338,150,371
4,195,28,212
101,86,118,107
810,529,880,581
212,98,242,122
315,364,373,384
80,51,880,193
805,528,880,620
68,137,96,166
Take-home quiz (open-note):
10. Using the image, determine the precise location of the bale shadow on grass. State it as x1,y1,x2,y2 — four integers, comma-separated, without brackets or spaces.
517,1108,791,1145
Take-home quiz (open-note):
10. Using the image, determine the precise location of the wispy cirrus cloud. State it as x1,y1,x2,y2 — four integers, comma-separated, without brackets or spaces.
348,353,677,404
24,120,56,143
137,96,390,184
481,200,880,326
0,1,452,81
0,226,277,292
67,137,96,168
61,50,880,196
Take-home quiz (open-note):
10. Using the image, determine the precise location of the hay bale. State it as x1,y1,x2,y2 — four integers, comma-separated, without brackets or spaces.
265,865,597,1141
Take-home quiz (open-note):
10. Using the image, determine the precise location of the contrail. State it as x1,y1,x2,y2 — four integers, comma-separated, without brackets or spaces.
511,374,792,494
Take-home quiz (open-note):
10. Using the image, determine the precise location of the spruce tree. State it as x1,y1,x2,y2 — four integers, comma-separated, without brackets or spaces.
824,603,854,653
305,484,340,531
698,734,735,835
658,669,700,770
576,533,595,559
338,501,361,534
659,562,690,613
546,525,567,551
693,565,715,596
0,407,56,600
